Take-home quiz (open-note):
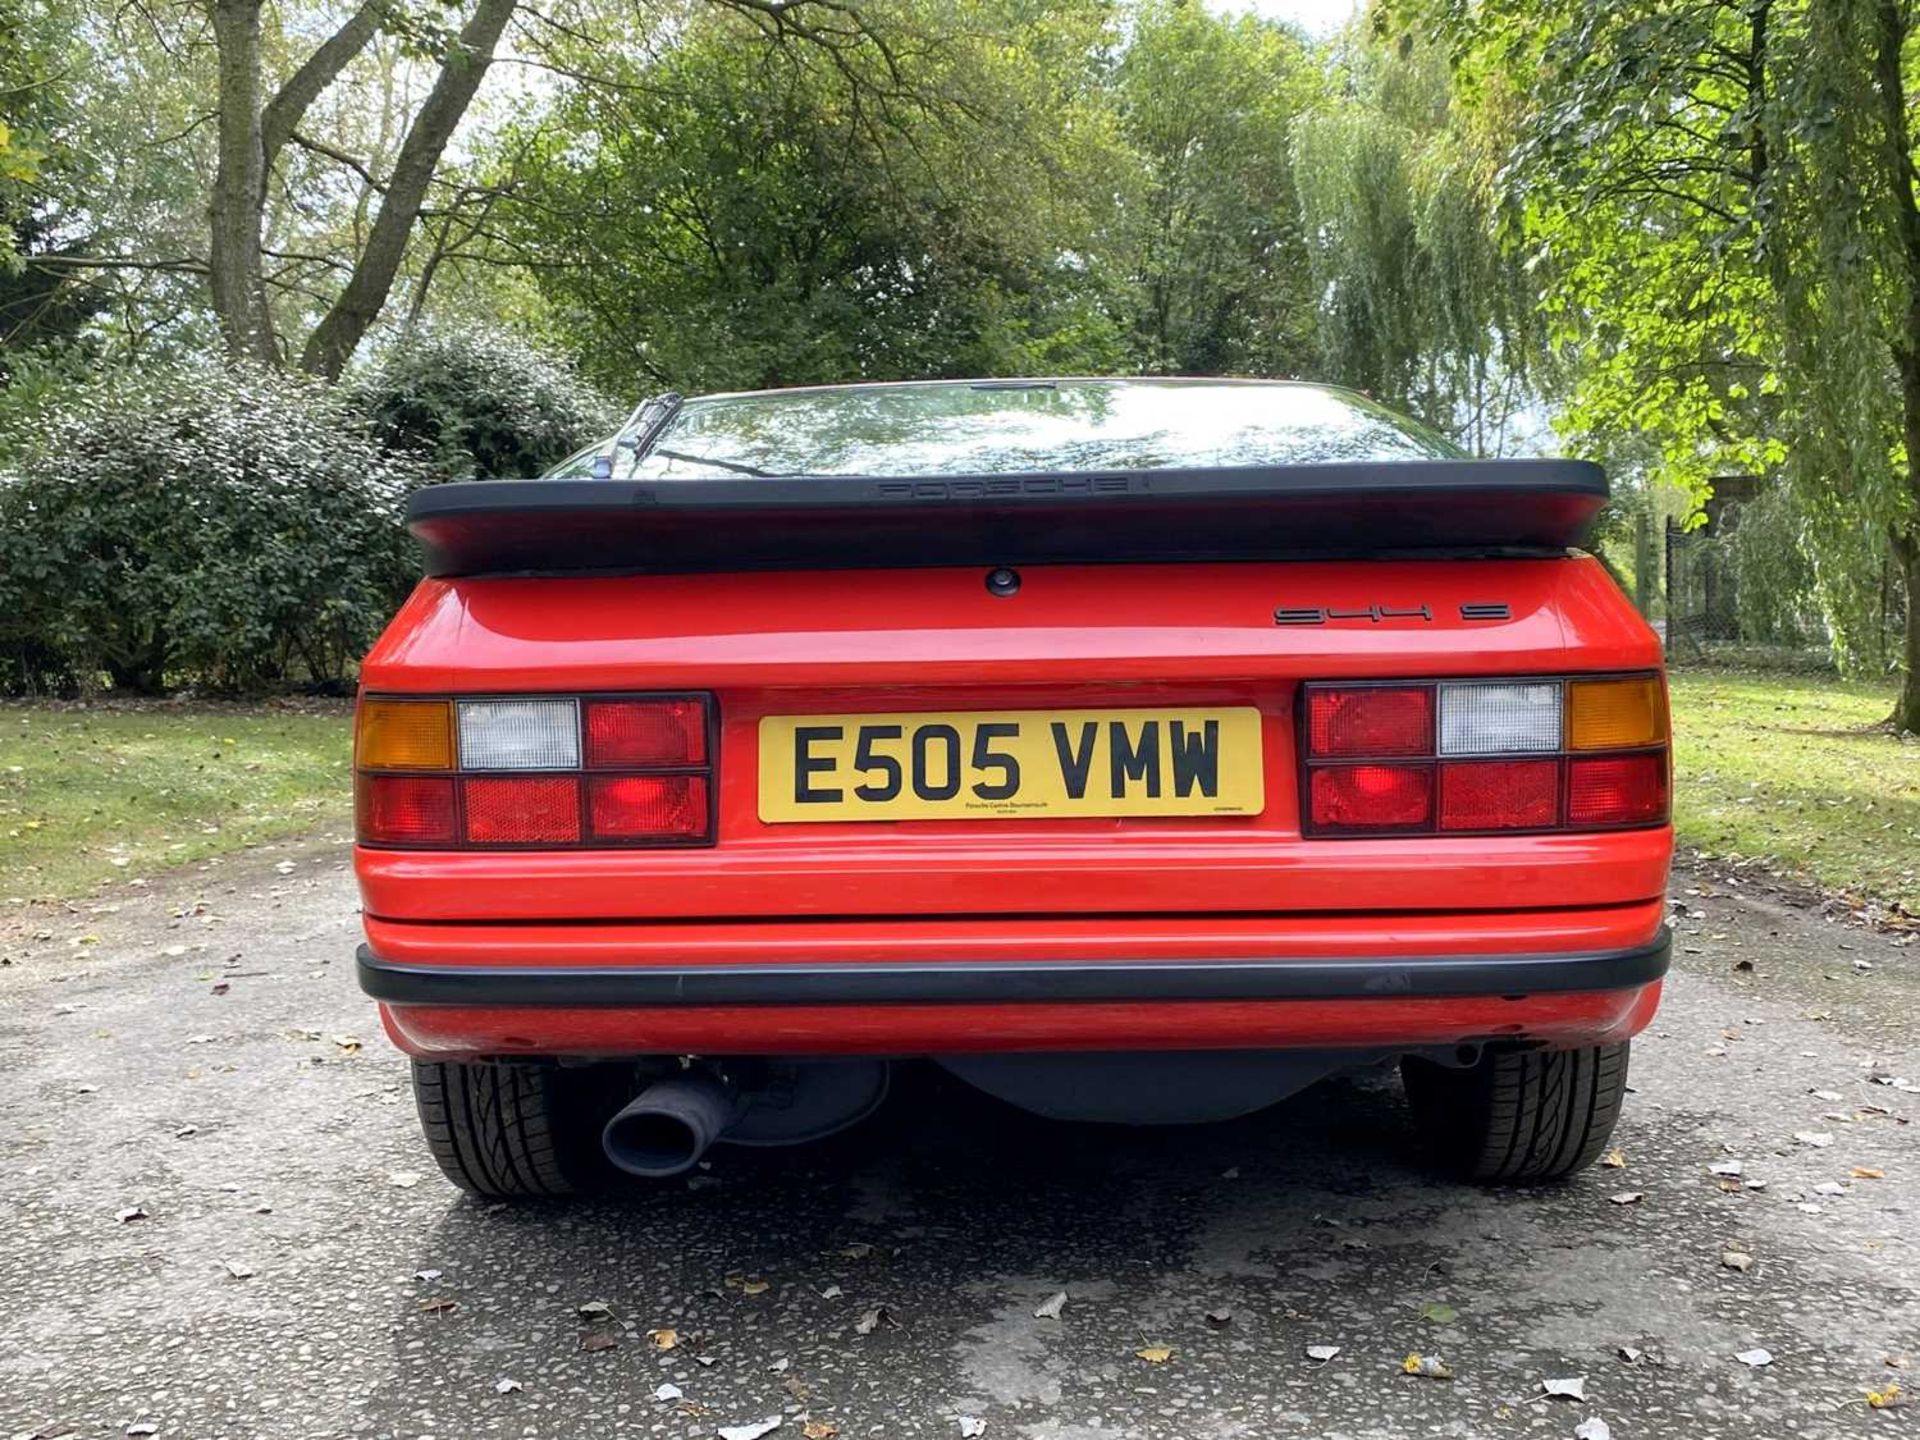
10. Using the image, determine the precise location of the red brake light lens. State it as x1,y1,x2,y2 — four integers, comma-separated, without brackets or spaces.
463,775,582,845
588,775,710,841
585,698,708,768
356,774,457,845
1567,754,1669,827
1439,759,1559,831
1309,764,1434,830
1307,687,1433,758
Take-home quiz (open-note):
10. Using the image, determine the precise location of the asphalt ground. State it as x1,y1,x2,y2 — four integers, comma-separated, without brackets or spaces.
2,836,1917,1440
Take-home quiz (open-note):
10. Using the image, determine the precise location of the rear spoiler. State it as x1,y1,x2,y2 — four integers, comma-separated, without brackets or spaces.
405,460,1607,578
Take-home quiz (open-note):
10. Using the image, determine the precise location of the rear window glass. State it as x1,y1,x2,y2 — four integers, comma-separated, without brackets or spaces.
554,380,1463,479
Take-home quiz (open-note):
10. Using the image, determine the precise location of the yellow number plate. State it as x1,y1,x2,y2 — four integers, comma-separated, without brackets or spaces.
758,707,1264,822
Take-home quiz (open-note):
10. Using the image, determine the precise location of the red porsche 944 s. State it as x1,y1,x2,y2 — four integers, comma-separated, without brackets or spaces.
352,378,1671,1197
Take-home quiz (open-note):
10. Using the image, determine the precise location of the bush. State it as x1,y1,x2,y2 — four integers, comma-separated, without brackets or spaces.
347,324,619,480
0,360,431,693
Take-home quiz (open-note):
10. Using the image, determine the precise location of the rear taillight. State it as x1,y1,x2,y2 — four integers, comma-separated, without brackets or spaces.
1300,674,1667,837
354,692,716,848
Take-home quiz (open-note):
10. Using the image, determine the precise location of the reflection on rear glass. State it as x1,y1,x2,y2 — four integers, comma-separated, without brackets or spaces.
551,380,1464,479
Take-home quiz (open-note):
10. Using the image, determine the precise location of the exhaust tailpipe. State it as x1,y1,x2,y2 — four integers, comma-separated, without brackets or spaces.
602,1073,740,1178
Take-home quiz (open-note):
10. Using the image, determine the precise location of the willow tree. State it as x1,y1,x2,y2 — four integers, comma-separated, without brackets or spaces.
1453,0,1920,725
1292,27,1543,451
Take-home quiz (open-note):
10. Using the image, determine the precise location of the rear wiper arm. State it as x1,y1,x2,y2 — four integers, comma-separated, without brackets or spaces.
649,447,774,478
591,391,684,479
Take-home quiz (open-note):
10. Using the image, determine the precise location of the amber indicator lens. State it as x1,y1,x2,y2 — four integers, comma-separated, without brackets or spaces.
1567,677,1668,751
356,699,453,771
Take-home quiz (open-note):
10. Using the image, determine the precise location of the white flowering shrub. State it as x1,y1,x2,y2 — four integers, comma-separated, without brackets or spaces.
0,360,432,693
347,324,618,480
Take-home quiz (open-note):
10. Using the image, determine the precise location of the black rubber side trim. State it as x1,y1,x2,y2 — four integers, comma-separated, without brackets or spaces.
357,929,1669,1008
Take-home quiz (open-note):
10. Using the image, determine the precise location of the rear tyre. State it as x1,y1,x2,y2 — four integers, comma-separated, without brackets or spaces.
1401,1042,1630,1184
411,1059,612,1199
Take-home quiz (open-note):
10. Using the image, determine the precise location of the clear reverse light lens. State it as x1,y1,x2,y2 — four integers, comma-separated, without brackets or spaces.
1438,681,1562,755
457,698,581,770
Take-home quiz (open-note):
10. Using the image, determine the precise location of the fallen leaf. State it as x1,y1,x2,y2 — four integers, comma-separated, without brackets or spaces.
649,1327,680,1350
741,1279,771,1296
819,1285,843,1299
1305,1344,1341,1362
853,1306,893,1336
331,1034,361,1054
768,1358,790,1374
1602,1149,1627,1168
656,1384,685,1402
717,1418,782,1440
958,1419,987,1437
576,1300,614,1320
1574,1419,1613,1440
580,1329,617,1353
1135,1345,1174,1364
1419,1302,1458,1325
1542,1376,1588,1401
1401,1353,1454,1380
495,1378,522,1394
1853,1167,1885,1180
1033,1290,1067,1320
1735,1348,1774,1368
223,1259,255,1279
839,1242,874,1259
802,1423,838,1439
1722,1251,1754,1273
1617,1347,1644,1364
413,1269,442,1282
1867,1383,1902,1409
420,1297,458,1315
1607,1191,1644,1206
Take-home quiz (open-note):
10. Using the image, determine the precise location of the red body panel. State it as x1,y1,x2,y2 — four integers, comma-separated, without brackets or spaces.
355,556,1672,1058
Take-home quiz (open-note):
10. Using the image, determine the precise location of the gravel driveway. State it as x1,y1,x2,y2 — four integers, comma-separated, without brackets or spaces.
3,838,1917,1440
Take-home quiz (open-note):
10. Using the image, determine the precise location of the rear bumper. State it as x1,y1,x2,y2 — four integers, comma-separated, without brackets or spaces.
358,909,1669,1058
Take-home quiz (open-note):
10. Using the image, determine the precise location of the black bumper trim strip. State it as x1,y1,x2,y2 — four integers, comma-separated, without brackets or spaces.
356,929,1670,1008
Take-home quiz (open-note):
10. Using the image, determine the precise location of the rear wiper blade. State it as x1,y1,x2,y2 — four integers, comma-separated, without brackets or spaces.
591,391,684,479
650,447,774,478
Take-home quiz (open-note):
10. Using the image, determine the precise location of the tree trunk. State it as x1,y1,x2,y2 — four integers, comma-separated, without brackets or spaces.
1895,536,1920,732
206,0,278,366
299,0,520,379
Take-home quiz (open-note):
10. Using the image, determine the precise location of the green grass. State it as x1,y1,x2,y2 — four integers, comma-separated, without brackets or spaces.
0,702,352,903
1670,669,1920,911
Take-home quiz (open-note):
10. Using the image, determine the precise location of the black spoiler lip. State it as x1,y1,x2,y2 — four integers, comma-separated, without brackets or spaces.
405,458,1607,579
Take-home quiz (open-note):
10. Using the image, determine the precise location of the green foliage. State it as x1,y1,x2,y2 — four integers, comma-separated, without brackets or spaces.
1111,1,1318,377
347,324,619,479
1293,26,1541,448
499,2,1130,394
0,361,430,694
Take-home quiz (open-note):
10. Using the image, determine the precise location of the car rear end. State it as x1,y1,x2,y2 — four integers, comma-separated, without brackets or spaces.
352,380,1672,1196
